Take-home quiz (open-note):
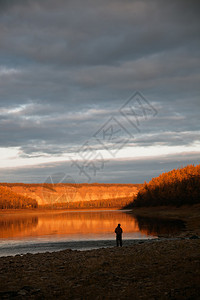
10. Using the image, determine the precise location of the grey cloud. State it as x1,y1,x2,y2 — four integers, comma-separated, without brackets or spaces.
0,154,199,184
0,0,199,67
0,0,199,183
129,131,200,147
0,92,198,157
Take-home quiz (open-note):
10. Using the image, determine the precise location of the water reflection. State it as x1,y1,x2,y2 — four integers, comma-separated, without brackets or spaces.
0,210,186,242
134,215,185,236
0,216,38,238
0,210,141,240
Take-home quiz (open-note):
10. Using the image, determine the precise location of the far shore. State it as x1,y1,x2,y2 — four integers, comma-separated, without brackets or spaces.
0,207,123,215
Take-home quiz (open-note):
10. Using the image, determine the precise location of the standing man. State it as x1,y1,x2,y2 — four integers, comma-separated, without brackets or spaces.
115,224,123,247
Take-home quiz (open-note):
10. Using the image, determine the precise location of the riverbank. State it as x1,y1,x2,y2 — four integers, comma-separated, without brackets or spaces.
0,238,199,299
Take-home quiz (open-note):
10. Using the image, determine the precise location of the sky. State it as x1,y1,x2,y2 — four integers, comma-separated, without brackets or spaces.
0,0,199,184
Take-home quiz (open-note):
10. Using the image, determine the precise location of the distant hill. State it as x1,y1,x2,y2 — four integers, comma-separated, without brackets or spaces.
0,183,141,209
131,164,200,207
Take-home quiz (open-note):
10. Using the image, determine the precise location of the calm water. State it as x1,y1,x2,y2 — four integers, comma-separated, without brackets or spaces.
0,209,185,256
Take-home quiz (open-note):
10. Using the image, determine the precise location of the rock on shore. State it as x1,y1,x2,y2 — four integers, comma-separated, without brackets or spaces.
0,239,199,299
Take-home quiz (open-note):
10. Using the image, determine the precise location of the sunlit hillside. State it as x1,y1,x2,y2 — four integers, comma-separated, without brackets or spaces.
132,164,200,207
0,183,141,209
0,186,38,209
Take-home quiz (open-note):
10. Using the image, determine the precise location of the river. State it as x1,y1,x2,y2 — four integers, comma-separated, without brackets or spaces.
0,209,185,256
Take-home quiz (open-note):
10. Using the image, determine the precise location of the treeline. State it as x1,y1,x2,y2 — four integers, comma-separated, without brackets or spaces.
0,186,38,209
131,164,200,207
40,197,134,209
0,183,43,187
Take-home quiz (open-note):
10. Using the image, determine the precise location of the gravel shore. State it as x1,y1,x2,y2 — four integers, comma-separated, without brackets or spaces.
0,238,199,299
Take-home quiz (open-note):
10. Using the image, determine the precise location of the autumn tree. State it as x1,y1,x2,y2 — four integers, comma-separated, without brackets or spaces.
131,164,200,207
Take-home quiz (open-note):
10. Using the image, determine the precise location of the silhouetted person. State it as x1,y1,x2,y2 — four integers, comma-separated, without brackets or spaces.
115,224,123,247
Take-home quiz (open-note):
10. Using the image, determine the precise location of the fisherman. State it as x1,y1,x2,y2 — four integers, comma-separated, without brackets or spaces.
115,224,123,247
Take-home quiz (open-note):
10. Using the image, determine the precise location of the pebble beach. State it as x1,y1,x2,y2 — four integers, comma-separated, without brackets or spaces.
0,238,199,299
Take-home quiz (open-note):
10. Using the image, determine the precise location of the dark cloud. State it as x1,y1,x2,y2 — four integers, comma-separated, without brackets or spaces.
0,0,199,183
1,0,200,67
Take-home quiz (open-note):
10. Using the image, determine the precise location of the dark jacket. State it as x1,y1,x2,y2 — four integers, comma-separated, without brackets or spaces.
115,226,123,236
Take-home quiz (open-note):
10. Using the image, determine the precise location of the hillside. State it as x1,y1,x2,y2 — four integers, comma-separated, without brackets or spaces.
0,186,38,209
0,183,140,209
131,164,200,207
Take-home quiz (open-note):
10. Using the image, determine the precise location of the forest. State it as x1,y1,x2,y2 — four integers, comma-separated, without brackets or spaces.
40,197,134,209
131,164,200,207
0,186,38,209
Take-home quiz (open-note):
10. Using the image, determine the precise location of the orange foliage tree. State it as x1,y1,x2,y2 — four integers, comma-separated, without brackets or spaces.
131,164,200,207
0,186,38,209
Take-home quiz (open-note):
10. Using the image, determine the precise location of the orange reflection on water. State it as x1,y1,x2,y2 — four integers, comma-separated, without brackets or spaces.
0,210,140,239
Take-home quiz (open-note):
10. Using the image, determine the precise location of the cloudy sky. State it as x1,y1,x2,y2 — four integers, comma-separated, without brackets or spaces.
0,0,199,184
